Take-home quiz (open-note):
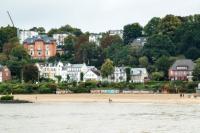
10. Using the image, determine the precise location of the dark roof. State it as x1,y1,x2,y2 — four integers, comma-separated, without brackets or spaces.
23,35,56,44
0,65,3,71
91,69,101,76
0,65,9,71
170,59,194,71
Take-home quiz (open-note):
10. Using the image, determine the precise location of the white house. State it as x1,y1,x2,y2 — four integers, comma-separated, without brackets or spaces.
89,33,102,46
108,30,123,39
53,34,70,46
109,67,127,82
36,61,63,81
18,30,38,44
130,68,148,83
83,69,101,82
61,63,97,82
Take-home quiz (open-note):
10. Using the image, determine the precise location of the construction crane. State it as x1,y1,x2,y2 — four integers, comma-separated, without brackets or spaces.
7,11,15,27
7,11,24,83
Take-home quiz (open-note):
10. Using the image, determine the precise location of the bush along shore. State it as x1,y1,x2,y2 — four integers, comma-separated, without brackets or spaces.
0,81,198,95
0,95,32,103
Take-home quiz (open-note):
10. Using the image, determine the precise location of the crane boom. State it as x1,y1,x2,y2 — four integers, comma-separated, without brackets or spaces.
7,11,15,27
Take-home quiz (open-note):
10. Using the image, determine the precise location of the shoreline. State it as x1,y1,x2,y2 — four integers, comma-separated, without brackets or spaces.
4,94,200,104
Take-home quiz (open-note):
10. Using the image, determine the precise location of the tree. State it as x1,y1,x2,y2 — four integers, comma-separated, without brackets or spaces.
47,28,59,37
139,56,149,68
125,67,131,82
0,53,8,65
75,42,104,66
55,75,62,83
101,59,114,78
144,17,161,36
155,56,173,78
175,22,200,57
100,34,123,48
123,23,143,44
0,25,17,52
23,64,39,83
151,71,164,81
47,25,82,37
30,27,46,34
3,42,18,57
6,45,30,80
185,47,200,60
143,34,175,61
10,45,30,61
80,72,84,81
159,15,182,39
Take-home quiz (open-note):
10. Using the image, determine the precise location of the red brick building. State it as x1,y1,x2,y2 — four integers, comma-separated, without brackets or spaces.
0,65,11,82
23,35,56,60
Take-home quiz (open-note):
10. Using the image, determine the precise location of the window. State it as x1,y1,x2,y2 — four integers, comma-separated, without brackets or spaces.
38,51,42,56
46,50,49,56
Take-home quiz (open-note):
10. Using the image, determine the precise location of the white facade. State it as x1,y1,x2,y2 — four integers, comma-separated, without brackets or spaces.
130,68,148,83
89,33,102,46
83,69,101,82
110,67,127,82
53,34,69,46
36,62,63,81
61,63,96,82
108,30,123,39
18,30,38,44
36,62,99,82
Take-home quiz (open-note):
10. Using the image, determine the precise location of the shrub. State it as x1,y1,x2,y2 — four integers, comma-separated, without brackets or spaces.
0,95,14,101
38,84,56,94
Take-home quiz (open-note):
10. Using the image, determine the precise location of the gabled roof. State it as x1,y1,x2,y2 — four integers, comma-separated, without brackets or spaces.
91,69,101,76
170,59,194,71
23,35,56,44
0,65,9,71
130,68,147,76
85,69,101,76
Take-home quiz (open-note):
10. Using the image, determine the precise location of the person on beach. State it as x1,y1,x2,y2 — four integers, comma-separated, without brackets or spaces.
109,98,112,103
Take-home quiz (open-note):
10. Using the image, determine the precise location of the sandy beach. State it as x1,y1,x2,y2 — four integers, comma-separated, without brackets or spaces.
4,94,200,104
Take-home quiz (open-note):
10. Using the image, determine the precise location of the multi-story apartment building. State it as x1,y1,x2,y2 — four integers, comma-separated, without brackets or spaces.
169,59,194,81
18,30,38,44
23,35,57,60
108,30,123,39
0,65,11,82
89,33,102,46
53,34,70,46
36,62,63,81
109,67,127,82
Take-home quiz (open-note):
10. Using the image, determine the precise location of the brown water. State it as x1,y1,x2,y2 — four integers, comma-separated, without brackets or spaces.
0,102,200,133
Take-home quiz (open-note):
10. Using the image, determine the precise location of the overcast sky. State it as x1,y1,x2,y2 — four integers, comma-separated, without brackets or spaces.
1,0,200,33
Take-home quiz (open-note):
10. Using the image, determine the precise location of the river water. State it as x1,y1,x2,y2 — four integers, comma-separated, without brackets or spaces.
0,102,200,133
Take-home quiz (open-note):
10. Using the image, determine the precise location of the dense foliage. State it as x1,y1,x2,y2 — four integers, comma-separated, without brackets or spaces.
0,81,198,94
0,14,200,85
